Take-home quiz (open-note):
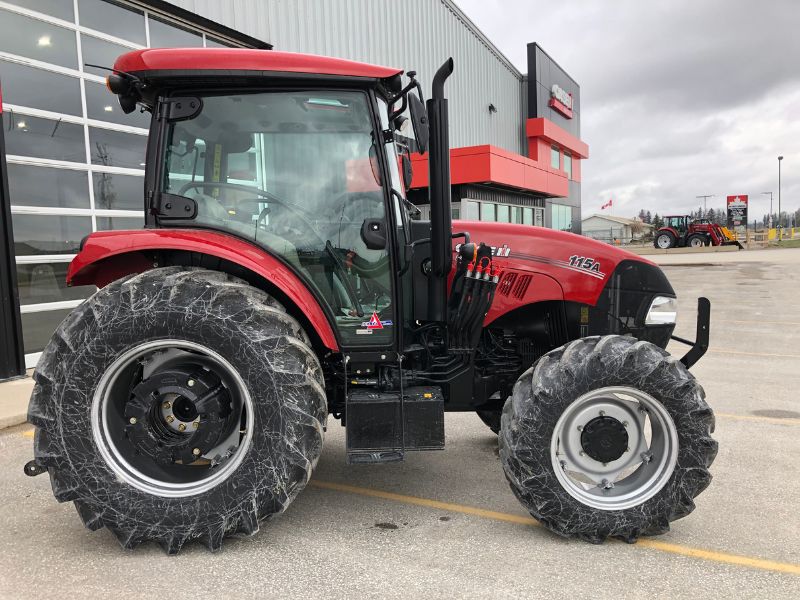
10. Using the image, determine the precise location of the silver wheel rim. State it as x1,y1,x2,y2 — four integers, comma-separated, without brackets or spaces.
91,339,253,498
690,238,702,247
657,235,671,248
550,386,679,511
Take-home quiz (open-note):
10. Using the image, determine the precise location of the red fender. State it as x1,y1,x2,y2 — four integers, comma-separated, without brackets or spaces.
67,229,339,351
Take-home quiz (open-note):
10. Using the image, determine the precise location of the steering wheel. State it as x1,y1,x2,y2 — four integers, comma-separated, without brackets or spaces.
177,181,318,234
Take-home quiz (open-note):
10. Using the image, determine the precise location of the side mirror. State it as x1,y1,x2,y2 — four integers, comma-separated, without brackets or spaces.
401,153,414,189
361,218,387,250
408,93,429,153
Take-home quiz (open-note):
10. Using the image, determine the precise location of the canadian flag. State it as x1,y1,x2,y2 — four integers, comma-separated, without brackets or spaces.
601,198,613,210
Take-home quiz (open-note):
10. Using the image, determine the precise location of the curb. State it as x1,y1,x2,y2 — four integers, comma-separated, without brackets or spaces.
0,376,33,431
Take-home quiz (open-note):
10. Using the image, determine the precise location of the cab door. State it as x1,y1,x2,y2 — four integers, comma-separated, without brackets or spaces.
159,89,396,348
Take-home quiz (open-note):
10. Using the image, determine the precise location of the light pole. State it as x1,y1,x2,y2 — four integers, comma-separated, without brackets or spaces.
696,194,714,217
778,156,783,239
761,191,773,228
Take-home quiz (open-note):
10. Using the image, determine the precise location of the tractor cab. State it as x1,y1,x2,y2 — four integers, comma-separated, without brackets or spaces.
664,215,688,234
106,49,446,351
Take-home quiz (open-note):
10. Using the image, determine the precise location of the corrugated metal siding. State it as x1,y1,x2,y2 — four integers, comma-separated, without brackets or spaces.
166,0,526,154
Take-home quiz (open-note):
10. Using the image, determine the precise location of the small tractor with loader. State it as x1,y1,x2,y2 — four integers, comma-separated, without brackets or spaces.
654,215,743,249
24,48,717,553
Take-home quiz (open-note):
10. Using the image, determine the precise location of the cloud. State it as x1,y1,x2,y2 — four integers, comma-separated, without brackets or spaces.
454,0,800,219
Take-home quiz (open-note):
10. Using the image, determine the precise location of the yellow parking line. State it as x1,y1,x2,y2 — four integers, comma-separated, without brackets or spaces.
717,412,800,426
311,480,538,526
309,480,800,576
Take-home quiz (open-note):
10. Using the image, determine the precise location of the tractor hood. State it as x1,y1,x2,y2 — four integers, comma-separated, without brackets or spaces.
454,220,661,307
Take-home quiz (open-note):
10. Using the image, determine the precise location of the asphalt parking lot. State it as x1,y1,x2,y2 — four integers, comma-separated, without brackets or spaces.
1,248,798,599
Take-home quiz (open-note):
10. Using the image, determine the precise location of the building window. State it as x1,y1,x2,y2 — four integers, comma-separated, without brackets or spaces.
463,200,479,221
552,203,572,231
0,61,82,115
451,207,460,220
480,202,496,222
523,207,533,225
563,153,572,180
0,9,78,68
0,0,247,364
496,204,510,223
551,145,560,169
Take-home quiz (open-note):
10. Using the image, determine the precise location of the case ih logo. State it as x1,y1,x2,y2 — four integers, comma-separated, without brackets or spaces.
549,84,574,119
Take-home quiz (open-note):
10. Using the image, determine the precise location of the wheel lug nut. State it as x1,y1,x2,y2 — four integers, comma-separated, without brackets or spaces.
623,421,629,427
129,417,137,425
178,423,186,432
187,379,195,387
579,451,584,456
577,425,583,432
192,448,201,456
599,411,605,417
193,421,199,429
166,415,175,423
162,401,171,409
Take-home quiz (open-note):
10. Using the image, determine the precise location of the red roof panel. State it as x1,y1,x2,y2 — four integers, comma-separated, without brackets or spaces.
114,48,402,79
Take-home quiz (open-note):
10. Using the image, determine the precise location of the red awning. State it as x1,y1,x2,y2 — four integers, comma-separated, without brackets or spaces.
526,118,589,159
410,145,569,197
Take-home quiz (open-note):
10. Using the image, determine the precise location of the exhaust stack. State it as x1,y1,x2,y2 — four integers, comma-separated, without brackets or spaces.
426,58,454,322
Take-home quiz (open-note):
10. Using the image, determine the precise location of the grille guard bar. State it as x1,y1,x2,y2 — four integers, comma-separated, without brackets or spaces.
670,297,711,369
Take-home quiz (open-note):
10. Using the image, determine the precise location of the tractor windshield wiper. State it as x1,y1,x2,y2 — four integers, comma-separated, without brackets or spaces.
324,240,365,318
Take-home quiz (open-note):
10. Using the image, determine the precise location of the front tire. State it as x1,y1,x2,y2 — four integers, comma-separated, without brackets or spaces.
28,268,326,553
499,336,717,543
687,234,705,248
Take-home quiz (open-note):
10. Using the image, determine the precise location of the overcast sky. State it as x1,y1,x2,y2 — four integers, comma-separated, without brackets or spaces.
455,0,800,221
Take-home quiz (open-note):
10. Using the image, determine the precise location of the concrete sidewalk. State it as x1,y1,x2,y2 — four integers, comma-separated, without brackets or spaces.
0,374,32,430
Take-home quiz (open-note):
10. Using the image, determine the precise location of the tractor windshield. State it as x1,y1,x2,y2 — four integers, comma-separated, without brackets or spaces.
161,90,393,346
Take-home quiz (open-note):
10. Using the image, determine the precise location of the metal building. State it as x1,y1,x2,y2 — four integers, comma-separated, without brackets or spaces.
0,0,587,375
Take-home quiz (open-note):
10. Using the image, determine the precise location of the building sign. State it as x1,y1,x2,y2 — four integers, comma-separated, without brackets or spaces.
549,84,574,119
726,195,748,234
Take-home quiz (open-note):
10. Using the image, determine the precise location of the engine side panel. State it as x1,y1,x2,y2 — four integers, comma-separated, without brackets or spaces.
450,220,662,324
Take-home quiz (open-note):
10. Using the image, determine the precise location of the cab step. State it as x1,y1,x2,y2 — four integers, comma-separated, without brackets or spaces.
345,386,445,464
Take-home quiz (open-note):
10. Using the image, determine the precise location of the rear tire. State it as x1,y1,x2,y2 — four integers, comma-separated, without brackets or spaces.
654,232,675,249
499,336,717,543
28,268,326,554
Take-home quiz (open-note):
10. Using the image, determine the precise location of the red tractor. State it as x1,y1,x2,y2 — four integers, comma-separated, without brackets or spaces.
655,215,743,249
24,48,716,553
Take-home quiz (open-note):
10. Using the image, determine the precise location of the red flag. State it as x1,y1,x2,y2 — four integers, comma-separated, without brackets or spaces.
601,198,613,210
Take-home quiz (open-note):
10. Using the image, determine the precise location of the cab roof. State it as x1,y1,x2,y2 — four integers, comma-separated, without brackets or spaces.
114,48,403,80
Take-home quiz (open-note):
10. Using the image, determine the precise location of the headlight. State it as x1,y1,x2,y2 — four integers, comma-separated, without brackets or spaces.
646,296,677,325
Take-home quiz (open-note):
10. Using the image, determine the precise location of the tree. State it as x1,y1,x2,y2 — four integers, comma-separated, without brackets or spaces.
706,208,715,223
645,210,652,224
652,213,664,229
638,209,647,222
